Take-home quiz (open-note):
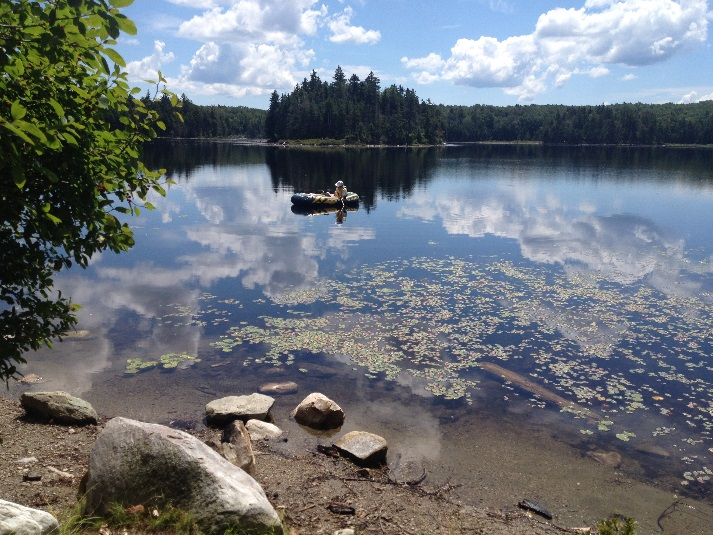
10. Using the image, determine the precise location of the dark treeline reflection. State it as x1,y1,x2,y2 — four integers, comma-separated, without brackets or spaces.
142,141,713,202
265,146,445,208
535,144,713,182
142,140,269,181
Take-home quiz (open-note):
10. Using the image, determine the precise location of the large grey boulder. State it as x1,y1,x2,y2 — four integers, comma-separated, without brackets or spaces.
205,393,275,427
290,392,344,430
0,499,58,535
84,417,280,534
20,391,98,425
333,431,388,466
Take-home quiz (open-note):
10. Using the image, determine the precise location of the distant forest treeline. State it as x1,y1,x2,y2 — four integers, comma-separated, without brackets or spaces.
144,67,713,146
142,92,266,139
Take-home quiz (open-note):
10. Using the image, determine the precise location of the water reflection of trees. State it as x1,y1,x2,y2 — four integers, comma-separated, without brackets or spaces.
142,141,713,201
265,146,444,208
142,140,269,181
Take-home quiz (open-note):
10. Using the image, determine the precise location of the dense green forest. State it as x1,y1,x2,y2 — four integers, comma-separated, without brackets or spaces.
142,92,266,139
144,67,713,146
265,67,444,145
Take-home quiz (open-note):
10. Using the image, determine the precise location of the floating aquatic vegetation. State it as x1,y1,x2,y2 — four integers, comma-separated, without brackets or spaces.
125,358,158,374
272,287,330,306
124,353,200,374
682,467,713,485
164,254,713,488
159,352,201,369
616,431,637,442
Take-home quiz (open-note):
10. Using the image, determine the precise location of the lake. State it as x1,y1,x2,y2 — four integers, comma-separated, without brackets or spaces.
12,141,713,532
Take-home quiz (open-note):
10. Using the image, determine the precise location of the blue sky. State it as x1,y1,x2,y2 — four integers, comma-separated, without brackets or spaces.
115,0,713,109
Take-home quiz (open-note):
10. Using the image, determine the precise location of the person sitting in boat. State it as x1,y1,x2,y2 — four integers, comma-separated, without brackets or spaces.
334,180,348,199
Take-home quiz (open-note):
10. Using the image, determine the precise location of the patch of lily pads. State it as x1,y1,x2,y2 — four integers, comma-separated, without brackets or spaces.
125,352,201,374
158,253,712,489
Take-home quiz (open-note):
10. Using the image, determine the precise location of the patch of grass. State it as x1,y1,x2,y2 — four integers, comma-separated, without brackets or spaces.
58,498,287,534
58,501,198,534
56,501,101,534
596,515,637,535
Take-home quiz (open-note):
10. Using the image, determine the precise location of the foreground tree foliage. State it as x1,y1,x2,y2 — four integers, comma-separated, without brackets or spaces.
0,0,178,383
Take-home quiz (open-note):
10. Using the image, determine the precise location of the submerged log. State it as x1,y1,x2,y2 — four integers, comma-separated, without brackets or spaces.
479,361,602,421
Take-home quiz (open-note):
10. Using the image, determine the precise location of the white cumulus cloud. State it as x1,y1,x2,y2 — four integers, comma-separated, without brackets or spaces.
126,40,175,80
678,90,713,103
328,6,381,44
403,0,709,101
128,0,329,100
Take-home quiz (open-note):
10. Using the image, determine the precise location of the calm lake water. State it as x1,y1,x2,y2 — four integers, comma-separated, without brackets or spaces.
13,141,713,532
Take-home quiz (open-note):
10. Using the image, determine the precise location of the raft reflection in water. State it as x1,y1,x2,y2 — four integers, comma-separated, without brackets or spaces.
291,204,357,224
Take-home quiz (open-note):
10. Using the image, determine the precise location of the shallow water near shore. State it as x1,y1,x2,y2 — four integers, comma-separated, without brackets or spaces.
10,142,713,533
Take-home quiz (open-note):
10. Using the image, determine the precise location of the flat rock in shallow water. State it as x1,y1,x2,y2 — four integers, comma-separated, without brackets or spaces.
245,419,284,441
635,443,671,458
258,381,299,395
388,454,426,484
20,391,98,425
299,363,338,378
205,393,275,426
19,373,44,384
586,450,622,468
333,431,388,467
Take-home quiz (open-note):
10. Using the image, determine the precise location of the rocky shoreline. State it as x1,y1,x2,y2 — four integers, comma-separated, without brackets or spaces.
1,392,583,534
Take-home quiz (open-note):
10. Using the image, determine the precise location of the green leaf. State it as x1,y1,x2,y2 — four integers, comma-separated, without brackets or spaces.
61,132,78,146
1,121,34,144
40,166,60,183
11,165,26,189
103,48,126,67
109,0,135,7
13,120,47,144
115,14,137,35
11,102,27,121
44,133,62,150
48,99,64,118
46,213,62,225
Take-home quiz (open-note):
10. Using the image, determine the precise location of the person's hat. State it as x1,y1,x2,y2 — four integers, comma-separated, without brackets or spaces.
335,180,344,187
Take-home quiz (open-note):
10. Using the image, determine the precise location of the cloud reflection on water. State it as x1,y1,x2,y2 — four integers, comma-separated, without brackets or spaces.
17,161,378,394
17,150,713,426
400,183,711,292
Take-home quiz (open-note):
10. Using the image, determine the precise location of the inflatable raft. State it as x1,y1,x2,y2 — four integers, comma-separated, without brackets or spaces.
291,192,360,207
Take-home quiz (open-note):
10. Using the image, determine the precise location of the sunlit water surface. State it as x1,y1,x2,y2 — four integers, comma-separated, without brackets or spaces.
12,142,713,532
